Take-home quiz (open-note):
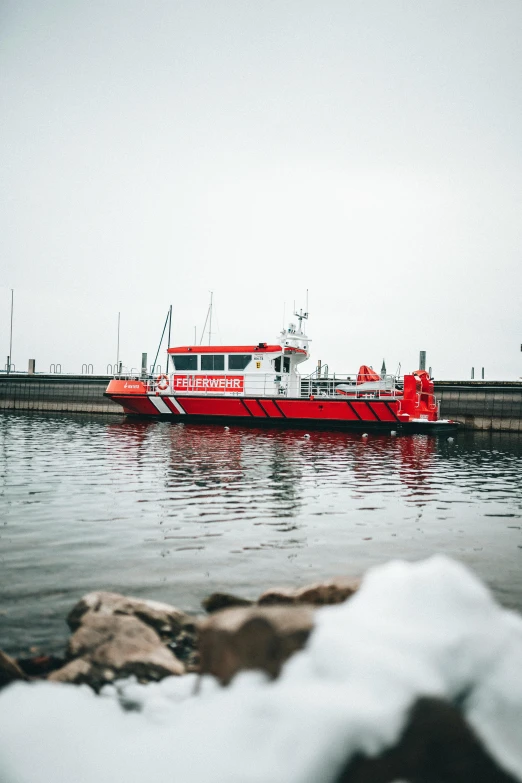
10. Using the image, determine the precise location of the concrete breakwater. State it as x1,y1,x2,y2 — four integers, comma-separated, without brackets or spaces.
1,374,521,430
436,380,522,432
0,374,121,415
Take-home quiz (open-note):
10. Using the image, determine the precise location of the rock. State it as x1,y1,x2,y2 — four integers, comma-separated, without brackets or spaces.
0,650,29,689
201,592,254,613
49,614,184,690
258,577,361,607
48,658,93,685
198,605,314,684
67,591,188,641
334,697,518,783
257,586,297,605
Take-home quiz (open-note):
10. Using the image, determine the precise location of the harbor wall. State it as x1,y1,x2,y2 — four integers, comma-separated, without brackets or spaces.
435,381,522,433
1,375,522,431
0,375,122,415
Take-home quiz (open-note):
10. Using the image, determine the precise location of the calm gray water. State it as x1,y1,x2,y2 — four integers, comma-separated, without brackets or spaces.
1,411,522,656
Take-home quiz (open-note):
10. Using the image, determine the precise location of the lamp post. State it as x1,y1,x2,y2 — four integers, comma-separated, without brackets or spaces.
7,289,13,374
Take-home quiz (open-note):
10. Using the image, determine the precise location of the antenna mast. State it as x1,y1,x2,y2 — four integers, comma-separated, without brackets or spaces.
116,312,120,374
165,305,172,373
293,290,309,333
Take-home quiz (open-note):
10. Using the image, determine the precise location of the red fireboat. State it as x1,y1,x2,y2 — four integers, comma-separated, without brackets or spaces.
105,309,457,433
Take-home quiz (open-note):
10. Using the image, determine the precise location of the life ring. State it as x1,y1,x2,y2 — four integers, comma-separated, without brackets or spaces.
156,374,169,391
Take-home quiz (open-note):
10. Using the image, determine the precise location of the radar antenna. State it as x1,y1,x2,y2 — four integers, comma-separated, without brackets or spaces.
293,289,309,333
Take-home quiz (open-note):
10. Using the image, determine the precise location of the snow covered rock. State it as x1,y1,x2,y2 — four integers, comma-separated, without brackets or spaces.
335,697,518,783
199,604,314,683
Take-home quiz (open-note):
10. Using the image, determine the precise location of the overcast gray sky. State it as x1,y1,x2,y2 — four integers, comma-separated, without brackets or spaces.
1,0,521,378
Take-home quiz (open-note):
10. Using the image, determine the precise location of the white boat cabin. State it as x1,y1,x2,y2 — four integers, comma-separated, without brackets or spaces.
166,321,310,397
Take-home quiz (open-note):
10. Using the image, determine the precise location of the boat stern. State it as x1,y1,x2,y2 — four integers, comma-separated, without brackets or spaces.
398,370,459,429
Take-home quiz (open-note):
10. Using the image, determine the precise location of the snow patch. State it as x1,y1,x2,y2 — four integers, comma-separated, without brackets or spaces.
1,556,521,783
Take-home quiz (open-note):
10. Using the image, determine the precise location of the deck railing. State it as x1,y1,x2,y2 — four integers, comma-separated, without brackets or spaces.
300,373,401,399
113,371,403,399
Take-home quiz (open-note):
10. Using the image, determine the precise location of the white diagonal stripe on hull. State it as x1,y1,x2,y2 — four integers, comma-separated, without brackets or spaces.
149,395,171,414
169,397,186,415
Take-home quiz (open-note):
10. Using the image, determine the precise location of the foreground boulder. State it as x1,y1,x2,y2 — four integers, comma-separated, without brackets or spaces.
0,650,29,689
49,614,184,690
67,590,188,640
198,604,314,684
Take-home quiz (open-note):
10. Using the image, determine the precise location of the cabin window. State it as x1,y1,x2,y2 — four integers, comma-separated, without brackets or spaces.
173,355,198,371
274,357,290,373
201,355,225,371
228,354,252,370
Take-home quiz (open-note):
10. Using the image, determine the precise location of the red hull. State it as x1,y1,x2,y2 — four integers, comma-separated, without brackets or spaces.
105,390,455,432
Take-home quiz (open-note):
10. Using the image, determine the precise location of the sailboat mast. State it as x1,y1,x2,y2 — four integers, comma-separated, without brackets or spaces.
208,291,213,346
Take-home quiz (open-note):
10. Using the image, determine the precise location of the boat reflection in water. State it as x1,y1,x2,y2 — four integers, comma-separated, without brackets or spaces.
102,420,440,528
